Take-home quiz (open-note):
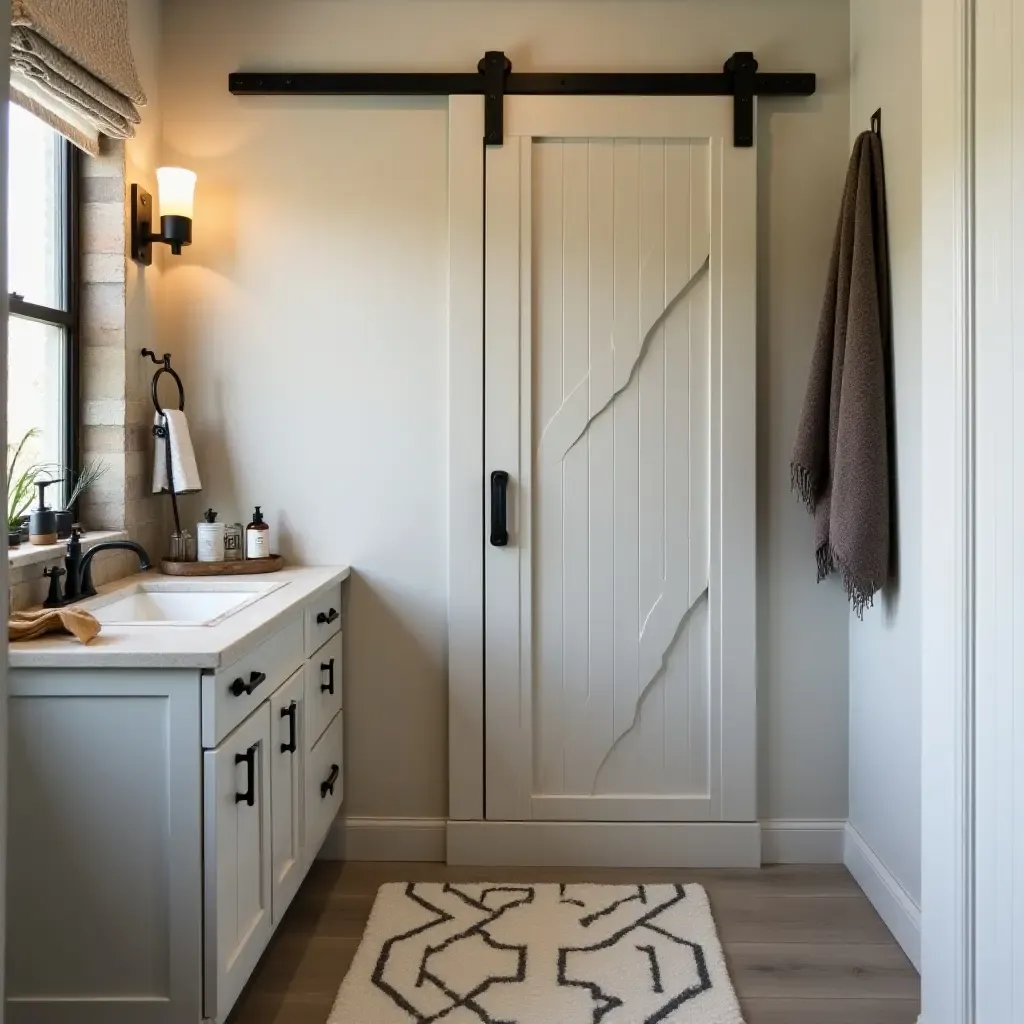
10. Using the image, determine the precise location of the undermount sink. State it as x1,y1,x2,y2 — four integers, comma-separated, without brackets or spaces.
86,580,285,626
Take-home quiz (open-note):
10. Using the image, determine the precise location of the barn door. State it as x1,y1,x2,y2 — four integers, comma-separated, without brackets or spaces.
479,96,756,824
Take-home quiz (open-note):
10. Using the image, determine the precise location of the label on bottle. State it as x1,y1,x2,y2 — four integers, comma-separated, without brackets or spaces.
247,529,270,560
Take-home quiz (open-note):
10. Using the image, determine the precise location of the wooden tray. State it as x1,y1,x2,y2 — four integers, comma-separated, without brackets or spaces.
160,555,284,576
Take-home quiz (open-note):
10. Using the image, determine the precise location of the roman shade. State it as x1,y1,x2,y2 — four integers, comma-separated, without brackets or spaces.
10,0,146,155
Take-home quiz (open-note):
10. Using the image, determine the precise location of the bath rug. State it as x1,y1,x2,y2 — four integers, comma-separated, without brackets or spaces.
328,881,744,1023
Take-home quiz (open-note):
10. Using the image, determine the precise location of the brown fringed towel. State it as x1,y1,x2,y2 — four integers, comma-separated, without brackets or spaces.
10,608,101,645
791,129,891,616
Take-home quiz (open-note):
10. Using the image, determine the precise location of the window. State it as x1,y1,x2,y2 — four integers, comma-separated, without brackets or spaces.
7,103,80,510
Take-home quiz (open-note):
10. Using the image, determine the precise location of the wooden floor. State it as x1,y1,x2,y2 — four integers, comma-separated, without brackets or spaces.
229,862,920,1024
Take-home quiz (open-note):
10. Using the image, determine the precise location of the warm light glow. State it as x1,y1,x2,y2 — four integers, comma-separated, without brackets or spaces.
156,166,197,219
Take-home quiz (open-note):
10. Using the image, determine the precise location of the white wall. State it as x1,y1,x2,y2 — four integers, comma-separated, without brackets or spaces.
847,0,922,928
158,0,852,823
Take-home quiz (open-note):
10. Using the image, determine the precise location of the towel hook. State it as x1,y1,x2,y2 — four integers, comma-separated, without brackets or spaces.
141,348,185,415
870,108,882,138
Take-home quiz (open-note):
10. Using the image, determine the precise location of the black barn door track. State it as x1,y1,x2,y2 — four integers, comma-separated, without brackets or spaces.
229,50,815,148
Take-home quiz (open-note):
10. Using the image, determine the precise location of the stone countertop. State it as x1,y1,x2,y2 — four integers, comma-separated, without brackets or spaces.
9,565,350,670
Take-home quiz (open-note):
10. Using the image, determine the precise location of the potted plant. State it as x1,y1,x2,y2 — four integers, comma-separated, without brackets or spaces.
56,460,110,539
7,428,46,548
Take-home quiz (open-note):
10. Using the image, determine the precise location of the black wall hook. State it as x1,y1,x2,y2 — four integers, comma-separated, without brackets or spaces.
870,108,882,138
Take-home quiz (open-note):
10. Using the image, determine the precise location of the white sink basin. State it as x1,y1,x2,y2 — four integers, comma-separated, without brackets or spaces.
87,580,285,626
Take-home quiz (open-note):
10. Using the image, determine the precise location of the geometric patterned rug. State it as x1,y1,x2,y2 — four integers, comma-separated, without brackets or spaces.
328,882,745,1023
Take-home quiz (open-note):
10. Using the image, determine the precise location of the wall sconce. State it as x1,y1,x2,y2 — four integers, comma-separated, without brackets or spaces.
130,167,197,265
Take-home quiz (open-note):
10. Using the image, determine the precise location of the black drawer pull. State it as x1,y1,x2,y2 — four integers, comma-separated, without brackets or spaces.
320,763,340,799
320,657,335,694
230,670,267,697
490,470,509,546
235,744,257,806
280,702,298,754
317,607,340,626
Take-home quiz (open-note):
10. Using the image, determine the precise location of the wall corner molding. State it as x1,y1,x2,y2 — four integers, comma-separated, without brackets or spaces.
844,822,921,971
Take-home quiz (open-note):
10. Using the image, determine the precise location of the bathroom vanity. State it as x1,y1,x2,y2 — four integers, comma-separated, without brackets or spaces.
6,565,350,1024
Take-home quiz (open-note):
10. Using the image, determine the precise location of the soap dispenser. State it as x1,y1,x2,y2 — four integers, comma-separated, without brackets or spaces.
245,506,270,560
29,479,57,545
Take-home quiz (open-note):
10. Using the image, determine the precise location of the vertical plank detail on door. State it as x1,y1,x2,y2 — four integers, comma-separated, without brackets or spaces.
586,140,615,792
525,135,715,818
561,140,592,796
534,141,566,799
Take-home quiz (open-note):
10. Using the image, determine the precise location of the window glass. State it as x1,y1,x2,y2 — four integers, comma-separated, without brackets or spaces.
8,103,63,310
6,104,74,514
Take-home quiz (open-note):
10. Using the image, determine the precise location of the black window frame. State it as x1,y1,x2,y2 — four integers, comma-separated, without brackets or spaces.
8,131,81,512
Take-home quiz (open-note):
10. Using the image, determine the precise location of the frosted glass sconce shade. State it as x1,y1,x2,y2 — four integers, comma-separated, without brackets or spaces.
130,167,197,265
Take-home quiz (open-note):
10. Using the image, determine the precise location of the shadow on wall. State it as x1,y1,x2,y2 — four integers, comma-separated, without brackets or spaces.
341,570,449,818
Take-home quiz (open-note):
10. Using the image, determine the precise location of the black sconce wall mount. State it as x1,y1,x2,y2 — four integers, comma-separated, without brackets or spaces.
130,167,196,266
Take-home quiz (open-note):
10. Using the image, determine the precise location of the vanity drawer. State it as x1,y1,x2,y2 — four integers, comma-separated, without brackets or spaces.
305,632,342,750
304,584,342,657
202,615,304,748
305,711,343,859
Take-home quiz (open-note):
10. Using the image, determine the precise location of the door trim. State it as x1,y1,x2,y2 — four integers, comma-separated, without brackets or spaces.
921,0,975,1020
447,95,486,821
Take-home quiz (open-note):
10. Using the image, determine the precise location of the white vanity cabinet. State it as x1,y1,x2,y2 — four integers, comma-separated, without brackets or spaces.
7,569,347,1024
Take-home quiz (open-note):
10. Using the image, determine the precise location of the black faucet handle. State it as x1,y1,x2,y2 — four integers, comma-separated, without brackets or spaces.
43,566,66,608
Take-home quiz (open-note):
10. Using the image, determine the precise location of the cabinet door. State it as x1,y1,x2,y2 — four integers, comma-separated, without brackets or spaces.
203,702,272,1023
270,669,305,924
7,669,202,1024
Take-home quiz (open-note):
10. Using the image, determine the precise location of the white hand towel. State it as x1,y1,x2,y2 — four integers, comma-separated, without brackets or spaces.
152,410,202,494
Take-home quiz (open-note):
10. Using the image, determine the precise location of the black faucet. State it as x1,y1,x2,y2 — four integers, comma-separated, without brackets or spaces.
44,528,153,606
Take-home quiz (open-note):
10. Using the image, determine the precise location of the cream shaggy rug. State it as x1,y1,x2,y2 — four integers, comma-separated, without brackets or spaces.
328,882,745,1023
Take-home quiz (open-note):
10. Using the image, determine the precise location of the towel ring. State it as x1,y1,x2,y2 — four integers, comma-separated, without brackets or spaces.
141,348,185,415
142,348,186,535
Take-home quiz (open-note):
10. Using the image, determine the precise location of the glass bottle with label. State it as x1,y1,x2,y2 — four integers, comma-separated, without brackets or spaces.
245,506,270,559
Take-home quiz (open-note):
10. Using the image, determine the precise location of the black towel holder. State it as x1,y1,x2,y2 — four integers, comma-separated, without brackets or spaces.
141,348,185,534
870,107,882,139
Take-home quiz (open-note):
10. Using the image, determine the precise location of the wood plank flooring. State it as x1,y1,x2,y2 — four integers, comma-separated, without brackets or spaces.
228,862,920,1024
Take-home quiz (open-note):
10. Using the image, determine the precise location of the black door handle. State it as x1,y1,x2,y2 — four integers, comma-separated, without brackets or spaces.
320,657,335,694
230,670,266,697
321,763,340,799
317,608,339,625
235,744,257,806
490,470,509,546
280,702,297,753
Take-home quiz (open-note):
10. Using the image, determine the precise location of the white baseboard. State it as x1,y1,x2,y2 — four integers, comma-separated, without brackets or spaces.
843,822,921,971
446,820,761,867
760,819,846,864
318,815,842,868
319,816,447,862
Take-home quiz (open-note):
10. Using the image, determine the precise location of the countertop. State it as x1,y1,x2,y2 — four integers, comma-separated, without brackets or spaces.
9,565,350,670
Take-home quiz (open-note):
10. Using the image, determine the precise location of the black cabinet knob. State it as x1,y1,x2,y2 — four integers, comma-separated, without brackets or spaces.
317,608,339,626
230,670,267,697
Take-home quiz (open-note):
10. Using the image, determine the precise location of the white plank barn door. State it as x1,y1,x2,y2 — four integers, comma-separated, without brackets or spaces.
463,96,756,826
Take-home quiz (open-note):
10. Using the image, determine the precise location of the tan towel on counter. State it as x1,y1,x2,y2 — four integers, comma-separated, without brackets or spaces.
10,608,101,645
791,129,891,617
